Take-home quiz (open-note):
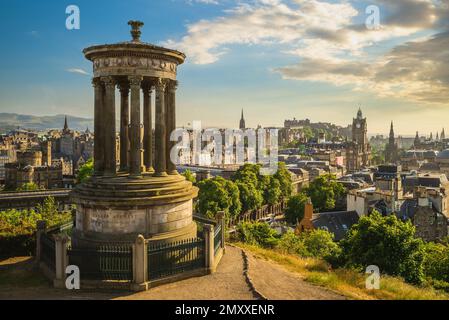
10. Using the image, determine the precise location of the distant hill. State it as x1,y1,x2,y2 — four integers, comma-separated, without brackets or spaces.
0,113,93,133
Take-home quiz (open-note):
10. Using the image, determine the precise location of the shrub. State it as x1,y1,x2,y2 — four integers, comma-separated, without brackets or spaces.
277,231,308,256
301,229,342,262
236,221,279,248
423,242,449,283
284,193,308,225
340,210,425,285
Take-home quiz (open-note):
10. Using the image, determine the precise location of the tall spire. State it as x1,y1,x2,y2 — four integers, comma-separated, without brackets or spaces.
389,121,394,137
63,115,69,132
357,106,363,120
239,109,246,130
442,128,446,140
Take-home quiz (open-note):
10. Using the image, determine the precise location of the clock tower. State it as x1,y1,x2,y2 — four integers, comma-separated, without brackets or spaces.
346,107,371,172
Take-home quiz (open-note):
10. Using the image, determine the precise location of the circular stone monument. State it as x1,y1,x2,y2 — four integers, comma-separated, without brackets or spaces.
71,21,198,248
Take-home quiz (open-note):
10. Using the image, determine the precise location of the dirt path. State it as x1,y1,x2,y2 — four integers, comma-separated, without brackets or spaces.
118,246,256,300
245,250,346,300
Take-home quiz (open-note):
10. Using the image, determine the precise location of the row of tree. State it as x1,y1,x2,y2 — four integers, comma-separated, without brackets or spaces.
196,163,292,220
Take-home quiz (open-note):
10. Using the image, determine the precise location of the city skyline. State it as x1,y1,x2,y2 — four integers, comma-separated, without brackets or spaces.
0,0,448,135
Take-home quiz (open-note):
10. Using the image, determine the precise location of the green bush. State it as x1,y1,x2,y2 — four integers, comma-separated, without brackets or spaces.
277,231,308,255
301,229,342,261
423,242,449,283
339,210,425,285
0,197,72,258
236,221,279,248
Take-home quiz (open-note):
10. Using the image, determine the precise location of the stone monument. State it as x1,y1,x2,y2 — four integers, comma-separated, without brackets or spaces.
71,21,198,248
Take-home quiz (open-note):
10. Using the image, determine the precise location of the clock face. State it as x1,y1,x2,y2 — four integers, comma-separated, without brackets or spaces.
356,123,361,129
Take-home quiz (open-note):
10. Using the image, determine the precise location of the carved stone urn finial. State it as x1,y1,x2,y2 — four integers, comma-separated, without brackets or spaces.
128,20,144,42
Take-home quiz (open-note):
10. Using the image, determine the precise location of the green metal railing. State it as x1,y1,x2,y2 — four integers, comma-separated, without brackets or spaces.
214,223,223,256
148,238,205,281
40,233,56,272
67,244,133,281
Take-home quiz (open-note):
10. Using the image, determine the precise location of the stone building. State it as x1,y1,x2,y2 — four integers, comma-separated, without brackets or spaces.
5,146,63,190
346,108,371,172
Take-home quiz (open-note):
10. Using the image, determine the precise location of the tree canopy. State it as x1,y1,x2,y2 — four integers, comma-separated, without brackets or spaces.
340,210,425,284
197,176,241,219
76,158,94,184
284,193,308,225
304,174,346,212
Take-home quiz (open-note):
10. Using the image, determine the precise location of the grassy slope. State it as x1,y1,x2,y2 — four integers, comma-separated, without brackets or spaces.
236,243,449,300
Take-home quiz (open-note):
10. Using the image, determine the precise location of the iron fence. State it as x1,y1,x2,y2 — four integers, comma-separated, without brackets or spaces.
67,244,133,281
40,232,56,273
214,223,223,256
148,238,205,281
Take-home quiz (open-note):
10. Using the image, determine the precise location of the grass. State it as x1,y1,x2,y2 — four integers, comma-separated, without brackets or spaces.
235,242,449,300
0,257,49,288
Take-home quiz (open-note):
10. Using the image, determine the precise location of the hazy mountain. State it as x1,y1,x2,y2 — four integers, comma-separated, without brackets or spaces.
0,113,94,133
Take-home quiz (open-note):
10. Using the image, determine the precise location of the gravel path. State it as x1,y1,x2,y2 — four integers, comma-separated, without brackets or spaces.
245,251,346,300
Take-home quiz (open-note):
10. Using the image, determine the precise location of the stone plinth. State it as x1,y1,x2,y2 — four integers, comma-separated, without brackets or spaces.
71,173,198,247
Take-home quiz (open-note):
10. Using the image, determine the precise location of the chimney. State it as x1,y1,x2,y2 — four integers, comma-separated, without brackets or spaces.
296,197,314,235
304,197,313,221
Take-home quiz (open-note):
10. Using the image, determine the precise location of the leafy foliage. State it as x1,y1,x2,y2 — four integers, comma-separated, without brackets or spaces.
76,158,94,184
339,211,425,284
17,182,40,191
284,193,308,225
304,174,346,212
423,242,449,284
182,169,196,184
236,221,279,248
197,176,241,219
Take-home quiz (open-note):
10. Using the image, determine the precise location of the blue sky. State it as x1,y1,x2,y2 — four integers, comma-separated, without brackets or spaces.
0,0,448,135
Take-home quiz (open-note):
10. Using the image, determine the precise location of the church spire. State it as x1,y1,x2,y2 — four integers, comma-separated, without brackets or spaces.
63,115,69,133
239,109,246,130
442,128,446,140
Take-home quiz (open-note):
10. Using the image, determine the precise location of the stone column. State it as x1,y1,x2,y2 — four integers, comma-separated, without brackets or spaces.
132,235,148,291
93,78,105,175
203,224,215,274
129,75,143,177
166,80,178,175
119,82,130,172
53,234,69,289
102,76,117,176
142,82,154,173
155,78,167,177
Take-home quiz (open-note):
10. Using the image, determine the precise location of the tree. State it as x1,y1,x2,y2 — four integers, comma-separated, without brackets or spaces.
236,181,263,213
305,174,346,212
340,210,425,284
236,221,279,248
265,178,282,205
182,169,196,184
17,182,40,191
423,242,449,283
273,162,293,200
36,196,59,217
284,193,308,225
197,177,241,219
77,158,94,184
301,229,341,260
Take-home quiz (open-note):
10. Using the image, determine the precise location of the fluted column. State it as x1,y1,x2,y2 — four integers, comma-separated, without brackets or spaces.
129,76,143,177
93,78,105,176
166,80,178,175
155,78,167,177
142,82,154,173
119,82,130,172
102,76,116,176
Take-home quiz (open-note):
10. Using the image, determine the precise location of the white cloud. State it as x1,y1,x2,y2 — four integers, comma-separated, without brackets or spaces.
66,68,90,76
167,0,449,105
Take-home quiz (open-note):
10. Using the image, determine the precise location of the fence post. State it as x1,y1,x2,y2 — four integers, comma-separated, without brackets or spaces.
216,211,226,254
35,220,47,262
203,224,215,274
53,234,69,289
132,235,148,291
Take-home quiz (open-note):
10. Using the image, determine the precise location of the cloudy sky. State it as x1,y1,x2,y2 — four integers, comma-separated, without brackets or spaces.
0,0,448,135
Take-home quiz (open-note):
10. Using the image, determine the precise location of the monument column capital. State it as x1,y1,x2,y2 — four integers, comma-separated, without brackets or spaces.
128,75,143,87
101,76,116,89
